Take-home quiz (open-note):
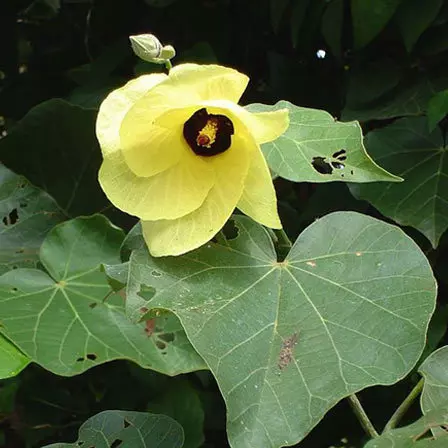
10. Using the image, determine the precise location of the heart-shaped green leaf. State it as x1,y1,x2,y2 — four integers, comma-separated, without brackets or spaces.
396,0,444,52
351,0,403,49
0,164,64,275
349,117,448,248
246,101,401,183
42,410,184,448
0,215,205,376
124,213,436,448
0,334,29,379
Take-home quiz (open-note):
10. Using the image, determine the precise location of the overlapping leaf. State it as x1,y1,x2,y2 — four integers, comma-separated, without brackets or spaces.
351,0,403,49
364,407,448,447
147,379,205,448
396,0,444,52
428,90,448,131
0,99,107,216
0,335,29,379
0,215,205,376
246,101,401,183
420,346,448,414
123,213,436,448
0,164,65,275
43,410,184,448
342,76,448,122
349,117,448,248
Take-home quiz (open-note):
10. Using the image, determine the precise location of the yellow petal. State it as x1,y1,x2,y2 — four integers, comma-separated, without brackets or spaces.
237,146,282,229
142,131,251,256
99,148,214,221
120,84,252,178
168,64,249,103
202,100,290,144
120,114,185,178
123,64,249,125
96,73,167,157
241,109,290,144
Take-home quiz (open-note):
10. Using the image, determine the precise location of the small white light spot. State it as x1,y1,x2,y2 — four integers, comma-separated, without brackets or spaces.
316,49,326,59
355,252,362,256
306,261,317,267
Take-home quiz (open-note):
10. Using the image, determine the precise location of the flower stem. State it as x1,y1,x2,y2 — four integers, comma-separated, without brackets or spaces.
275,228,292,249
347,394,379,439
274,228,292,261
164,59,173,72
383,378,424,433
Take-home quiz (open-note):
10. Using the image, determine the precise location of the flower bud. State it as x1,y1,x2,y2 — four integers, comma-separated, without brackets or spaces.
129,34,176,64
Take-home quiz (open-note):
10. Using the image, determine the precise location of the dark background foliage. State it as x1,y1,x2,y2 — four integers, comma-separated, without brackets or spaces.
1,0,448,447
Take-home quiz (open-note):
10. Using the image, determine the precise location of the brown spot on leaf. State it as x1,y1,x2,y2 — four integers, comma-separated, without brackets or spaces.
144,318,156,336
117,288,126,300
278,332,299,370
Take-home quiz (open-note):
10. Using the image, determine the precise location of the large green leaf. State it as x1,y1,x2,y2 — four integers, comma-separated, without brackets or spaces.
349,117,448,248
427,89,448,132
246,101,401,183
0,164,65,275
351,0,403,49
23,0,60,20
0,215,205,376
321,0,344,58
420,346,448,414
342,76,448,122
124,213,436,448
43,410,184,448
0,335,29,379
0,99,107,216
290,0,310,48
417,23,448,56
67,39,130,109
147,379,204,448
395,0,444,52
343,60,402,113
363,407,448,447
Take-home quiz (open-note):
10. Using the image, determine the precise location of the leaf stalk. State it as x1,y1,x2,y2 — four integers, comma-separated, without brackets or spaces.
347,394,379,439
383,378,424,433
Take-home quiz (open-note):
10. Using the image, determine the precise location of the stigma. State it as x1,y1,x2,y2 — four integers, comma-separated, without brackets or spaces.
183,108,234,157
196,119,218,148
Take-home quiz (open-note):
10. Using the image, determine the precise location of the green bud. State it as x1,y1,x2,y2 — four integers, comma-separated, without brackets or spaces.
129,34,176,64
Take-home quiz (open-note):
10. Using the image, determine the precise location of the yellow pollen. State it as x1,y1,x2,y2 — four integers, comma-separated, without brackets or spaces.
196,119,218,148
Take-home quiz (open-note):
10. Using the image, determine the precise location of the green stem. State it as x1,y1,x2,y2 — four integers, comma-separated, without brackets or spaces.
275,228,292,249
383,378,424,433
347,394,379,439
164,59,173,72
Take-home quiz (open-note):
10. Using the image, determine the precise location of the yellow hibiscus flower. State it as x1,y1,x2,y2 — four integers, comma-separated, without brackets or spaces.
96,64,289,257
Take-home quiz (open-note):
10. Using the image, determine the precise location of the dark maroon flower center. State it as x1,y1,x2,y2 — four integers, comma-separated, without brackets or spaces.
183,108,234,156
